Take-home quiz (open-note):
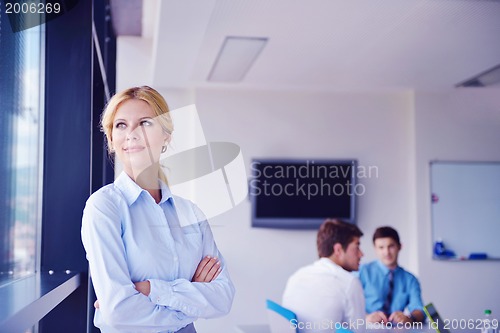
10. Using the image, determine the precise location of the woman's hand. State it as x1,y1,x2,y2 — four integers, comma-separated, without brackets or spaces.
192,255,221,282
134,281,151,296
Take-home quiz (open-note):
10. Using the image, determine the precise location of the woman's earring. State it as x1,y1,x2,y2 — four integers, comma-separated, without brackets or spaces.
161,145,167,153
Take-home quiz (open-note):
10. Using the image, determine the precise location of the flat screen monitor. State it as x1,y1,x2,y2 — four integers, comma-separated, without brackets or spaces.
250,159,358,229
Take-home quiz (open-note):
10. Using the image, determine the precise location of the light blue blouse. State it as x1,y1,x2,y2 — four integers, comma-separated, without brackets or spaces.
81,172,235,333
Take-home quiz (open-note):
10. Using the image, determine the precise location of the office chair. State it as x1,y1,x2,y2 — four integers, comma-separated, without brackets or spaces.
265,299,355,333
266,299,299,333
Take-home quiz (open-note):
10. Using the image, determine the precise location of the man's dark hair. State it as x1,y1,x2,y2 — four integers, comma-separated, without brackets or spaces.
372,226,400,245
317,218,363,258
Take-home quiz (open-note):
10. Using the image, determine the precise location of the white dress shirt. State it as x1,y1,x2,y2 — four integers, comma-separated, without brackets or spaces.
282,258,365,333
81,172,235,333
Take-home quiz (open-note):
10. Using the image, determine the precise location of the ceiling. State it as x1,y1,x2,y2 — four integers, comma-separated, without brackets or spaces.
117,0,500,91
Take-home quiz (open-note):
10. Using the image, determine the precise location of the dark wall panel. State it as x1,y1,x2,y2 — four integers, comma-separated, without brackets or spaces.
41,0,91,274
40,1,92,332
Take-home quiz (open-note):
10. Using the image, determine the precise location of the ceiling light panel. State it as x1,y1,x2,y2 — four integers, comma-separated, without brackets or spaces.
208,36,268,82
457,64,500,87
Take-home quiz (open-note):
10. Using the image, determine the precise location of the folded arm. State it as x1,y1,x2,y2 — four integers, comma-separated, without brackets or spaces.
147,217,235,318
132,255,221,297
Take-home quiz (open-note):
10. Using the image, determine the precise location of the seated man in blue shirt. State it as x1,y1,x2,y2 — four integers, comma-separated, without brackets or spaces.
359,226,425,324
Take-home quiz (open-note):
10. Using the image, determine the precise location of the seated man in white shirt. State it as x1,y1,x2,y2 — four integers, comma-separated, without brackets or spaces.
282,219,366,333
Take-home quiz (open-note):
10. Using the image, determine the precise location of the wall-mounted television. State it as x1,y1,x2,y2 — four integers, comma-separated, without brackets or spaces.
250,159,358,229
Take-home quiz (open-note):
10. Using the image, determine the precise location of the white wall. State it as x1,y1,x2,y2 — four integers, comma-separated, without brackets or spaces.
188,88,418,332
414,89,500,322
116,36,154,91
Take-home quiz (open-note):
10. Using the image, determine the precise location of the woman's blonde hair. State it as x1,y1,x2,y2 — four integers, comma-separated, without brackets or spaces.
101,86,173,184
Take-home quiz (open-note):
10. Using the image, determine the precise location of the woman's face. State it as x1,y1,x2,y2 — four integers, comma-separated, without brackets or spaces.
111,99,169,175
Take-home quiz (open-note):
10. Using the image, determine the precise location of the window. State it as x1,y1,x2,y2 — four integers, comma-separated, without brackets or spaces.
0,12,44,286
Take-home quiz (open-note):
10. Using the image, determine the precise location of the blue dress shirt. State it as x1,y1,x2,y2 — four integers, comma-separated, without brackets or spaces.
359,260,423,315
81,172,235,333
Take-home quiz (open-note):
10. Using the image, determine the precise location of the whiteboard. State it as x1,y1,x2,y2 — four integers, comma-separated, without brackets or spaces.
430,161,500,259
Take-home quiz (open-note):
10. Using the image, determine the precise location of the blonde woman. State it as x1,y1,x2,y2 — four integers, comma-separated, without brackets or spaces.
81,86,234,333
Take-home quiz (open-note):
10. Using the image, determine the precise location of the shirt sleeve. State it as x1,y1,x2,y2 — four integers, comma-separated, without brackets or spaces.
147,206,235,319
346,277,366,333
358,264,375,314
81,192,196,332
406,274,424,314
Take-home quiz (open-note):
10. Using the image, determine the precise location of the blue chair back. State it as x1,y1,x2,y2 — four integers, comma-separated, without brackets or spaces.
266,299,299,333
265,299,355,333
